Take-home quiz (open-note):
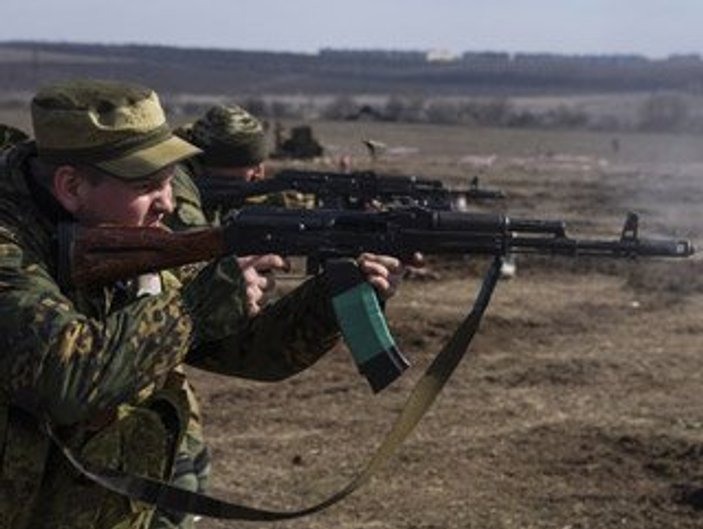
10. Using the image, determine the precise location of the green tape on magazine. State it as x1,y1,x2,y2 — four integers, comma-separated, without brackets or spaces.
332,281,409,392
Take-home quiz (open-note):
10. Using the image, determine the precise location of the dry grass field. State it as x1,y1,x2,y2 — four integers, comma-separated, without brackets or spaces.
2,109,702,528
185,121,701,529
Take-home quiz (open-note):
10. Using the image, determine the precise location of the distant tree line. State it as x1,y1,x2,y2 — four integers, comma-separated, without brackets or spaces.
217,93,703,134
3,42,703,97
3,42,703,134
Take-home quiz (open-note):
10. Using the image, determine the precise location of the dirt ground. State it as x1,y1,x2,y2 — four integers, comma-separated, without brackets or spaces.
184,122,703,529
0,86,701,529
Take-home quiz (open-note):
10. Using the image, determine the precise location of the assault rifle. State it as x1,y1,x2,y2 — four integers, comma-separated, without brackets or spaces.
197,170,505,211
58,206,694,392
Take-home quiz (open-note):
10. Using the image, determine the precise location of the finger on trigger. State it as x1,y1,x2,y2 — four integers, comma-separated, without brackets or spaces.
254,254,289,273
360,260,389,280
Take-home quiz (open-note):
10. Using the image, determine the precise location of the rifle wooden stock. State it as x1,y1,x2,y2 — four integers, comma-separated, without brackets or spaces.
59,223,226,288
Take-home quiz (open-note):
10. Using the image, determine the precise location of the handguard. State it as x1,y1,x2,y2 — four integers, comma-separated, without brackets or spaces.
325,259,409,392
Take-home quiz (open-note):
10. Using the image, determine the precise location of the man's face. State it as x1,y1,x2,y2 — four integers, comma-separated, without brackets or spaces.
72,166,175,227
208,162,265,182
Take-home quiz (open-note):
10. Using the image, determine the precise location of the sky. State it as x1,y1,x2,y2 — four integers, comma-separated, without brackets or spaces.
3,0,703,59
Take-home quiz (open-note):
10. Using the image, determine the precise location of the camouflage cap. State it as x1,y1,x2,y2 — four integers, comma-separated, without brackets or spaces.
188,105,266,168
31,79,201,179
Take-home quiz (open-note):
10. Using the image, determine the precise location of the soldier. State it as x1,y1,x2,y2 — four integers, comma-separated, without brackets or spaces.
170,104,313,230
165,105,328,529
0,79,405,529
166,106,313,529
179,104,268,184
172,105,266,228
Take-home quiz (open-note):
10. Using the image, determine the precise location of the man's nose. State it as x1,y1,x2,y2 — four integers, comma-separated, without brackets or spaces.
154,184,174,214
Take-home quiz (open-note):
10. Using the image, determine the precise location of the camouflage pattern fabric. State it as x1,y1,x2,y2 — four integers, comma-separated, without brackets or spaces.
0,143,341,529
168,164,210,231
0,124,29,152
168,161,221,227
170,105,268,227
279,190,316,209
164,165,320,529
170,162,317,231
31,79,200,180
187,105,267,168
166,167,341,370
245,190,316,210
0,145,196,529
147,369,209,529
148,430,210,529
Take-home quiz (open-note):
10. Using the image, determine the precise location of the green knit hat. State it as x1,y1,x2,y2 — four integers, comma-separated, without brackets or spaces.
188,105,266,168
31,79,201,179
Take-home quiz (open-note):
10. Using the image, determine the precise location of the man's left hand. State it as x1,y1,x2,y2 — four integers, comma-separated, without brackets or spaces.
357,252,418,301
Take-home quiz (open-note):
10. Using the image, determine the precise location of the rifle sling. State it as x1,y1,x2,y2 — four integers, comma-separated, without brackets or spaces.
46,257,503,521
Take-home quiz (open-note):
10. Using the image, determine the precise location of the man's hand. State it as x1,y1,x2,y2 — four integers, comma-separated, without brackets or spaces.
238,254,289,316
239,252,420,315
357,252,422,301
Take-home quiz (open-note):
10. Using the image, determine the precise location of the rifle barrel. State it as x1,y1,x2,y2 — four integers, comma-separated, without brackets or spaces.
60,207,694,289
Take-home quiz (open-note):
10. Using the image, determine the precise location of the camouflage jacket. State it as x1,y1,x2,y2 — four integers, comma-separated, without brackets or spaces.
0,144,341,529
169,162,211,230
170,161,315,230
170,159,218,228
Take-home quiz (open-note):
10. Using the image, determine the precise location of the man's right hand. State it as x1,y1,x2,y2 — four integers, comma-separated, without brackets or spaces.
237,254,290,316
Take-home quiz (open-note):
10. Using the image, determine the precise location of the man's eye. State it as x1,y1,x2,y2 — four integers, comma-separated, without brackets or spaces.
133,182,155,192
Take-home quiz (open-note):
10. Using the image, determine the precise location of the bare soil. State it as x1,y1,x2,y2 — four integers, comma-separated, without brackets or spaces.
186,122,702,529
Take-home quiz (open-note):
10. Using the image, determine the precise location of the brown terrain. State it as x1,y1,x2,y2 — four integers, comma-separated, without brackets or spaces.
179,121,703,529
2,109,700,528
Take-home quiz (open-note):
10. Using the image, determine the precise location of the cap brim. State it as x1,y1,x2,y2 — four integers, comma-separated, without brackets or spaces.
95,135,202,180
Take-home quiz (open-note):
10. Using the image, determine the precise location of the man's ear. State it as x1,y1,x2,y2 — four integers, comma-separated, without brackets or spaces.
52,165,86,214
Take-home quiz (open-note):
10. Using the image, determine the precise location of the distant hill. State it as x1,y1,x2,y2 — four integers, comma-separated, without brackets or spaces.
2,41,703,99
